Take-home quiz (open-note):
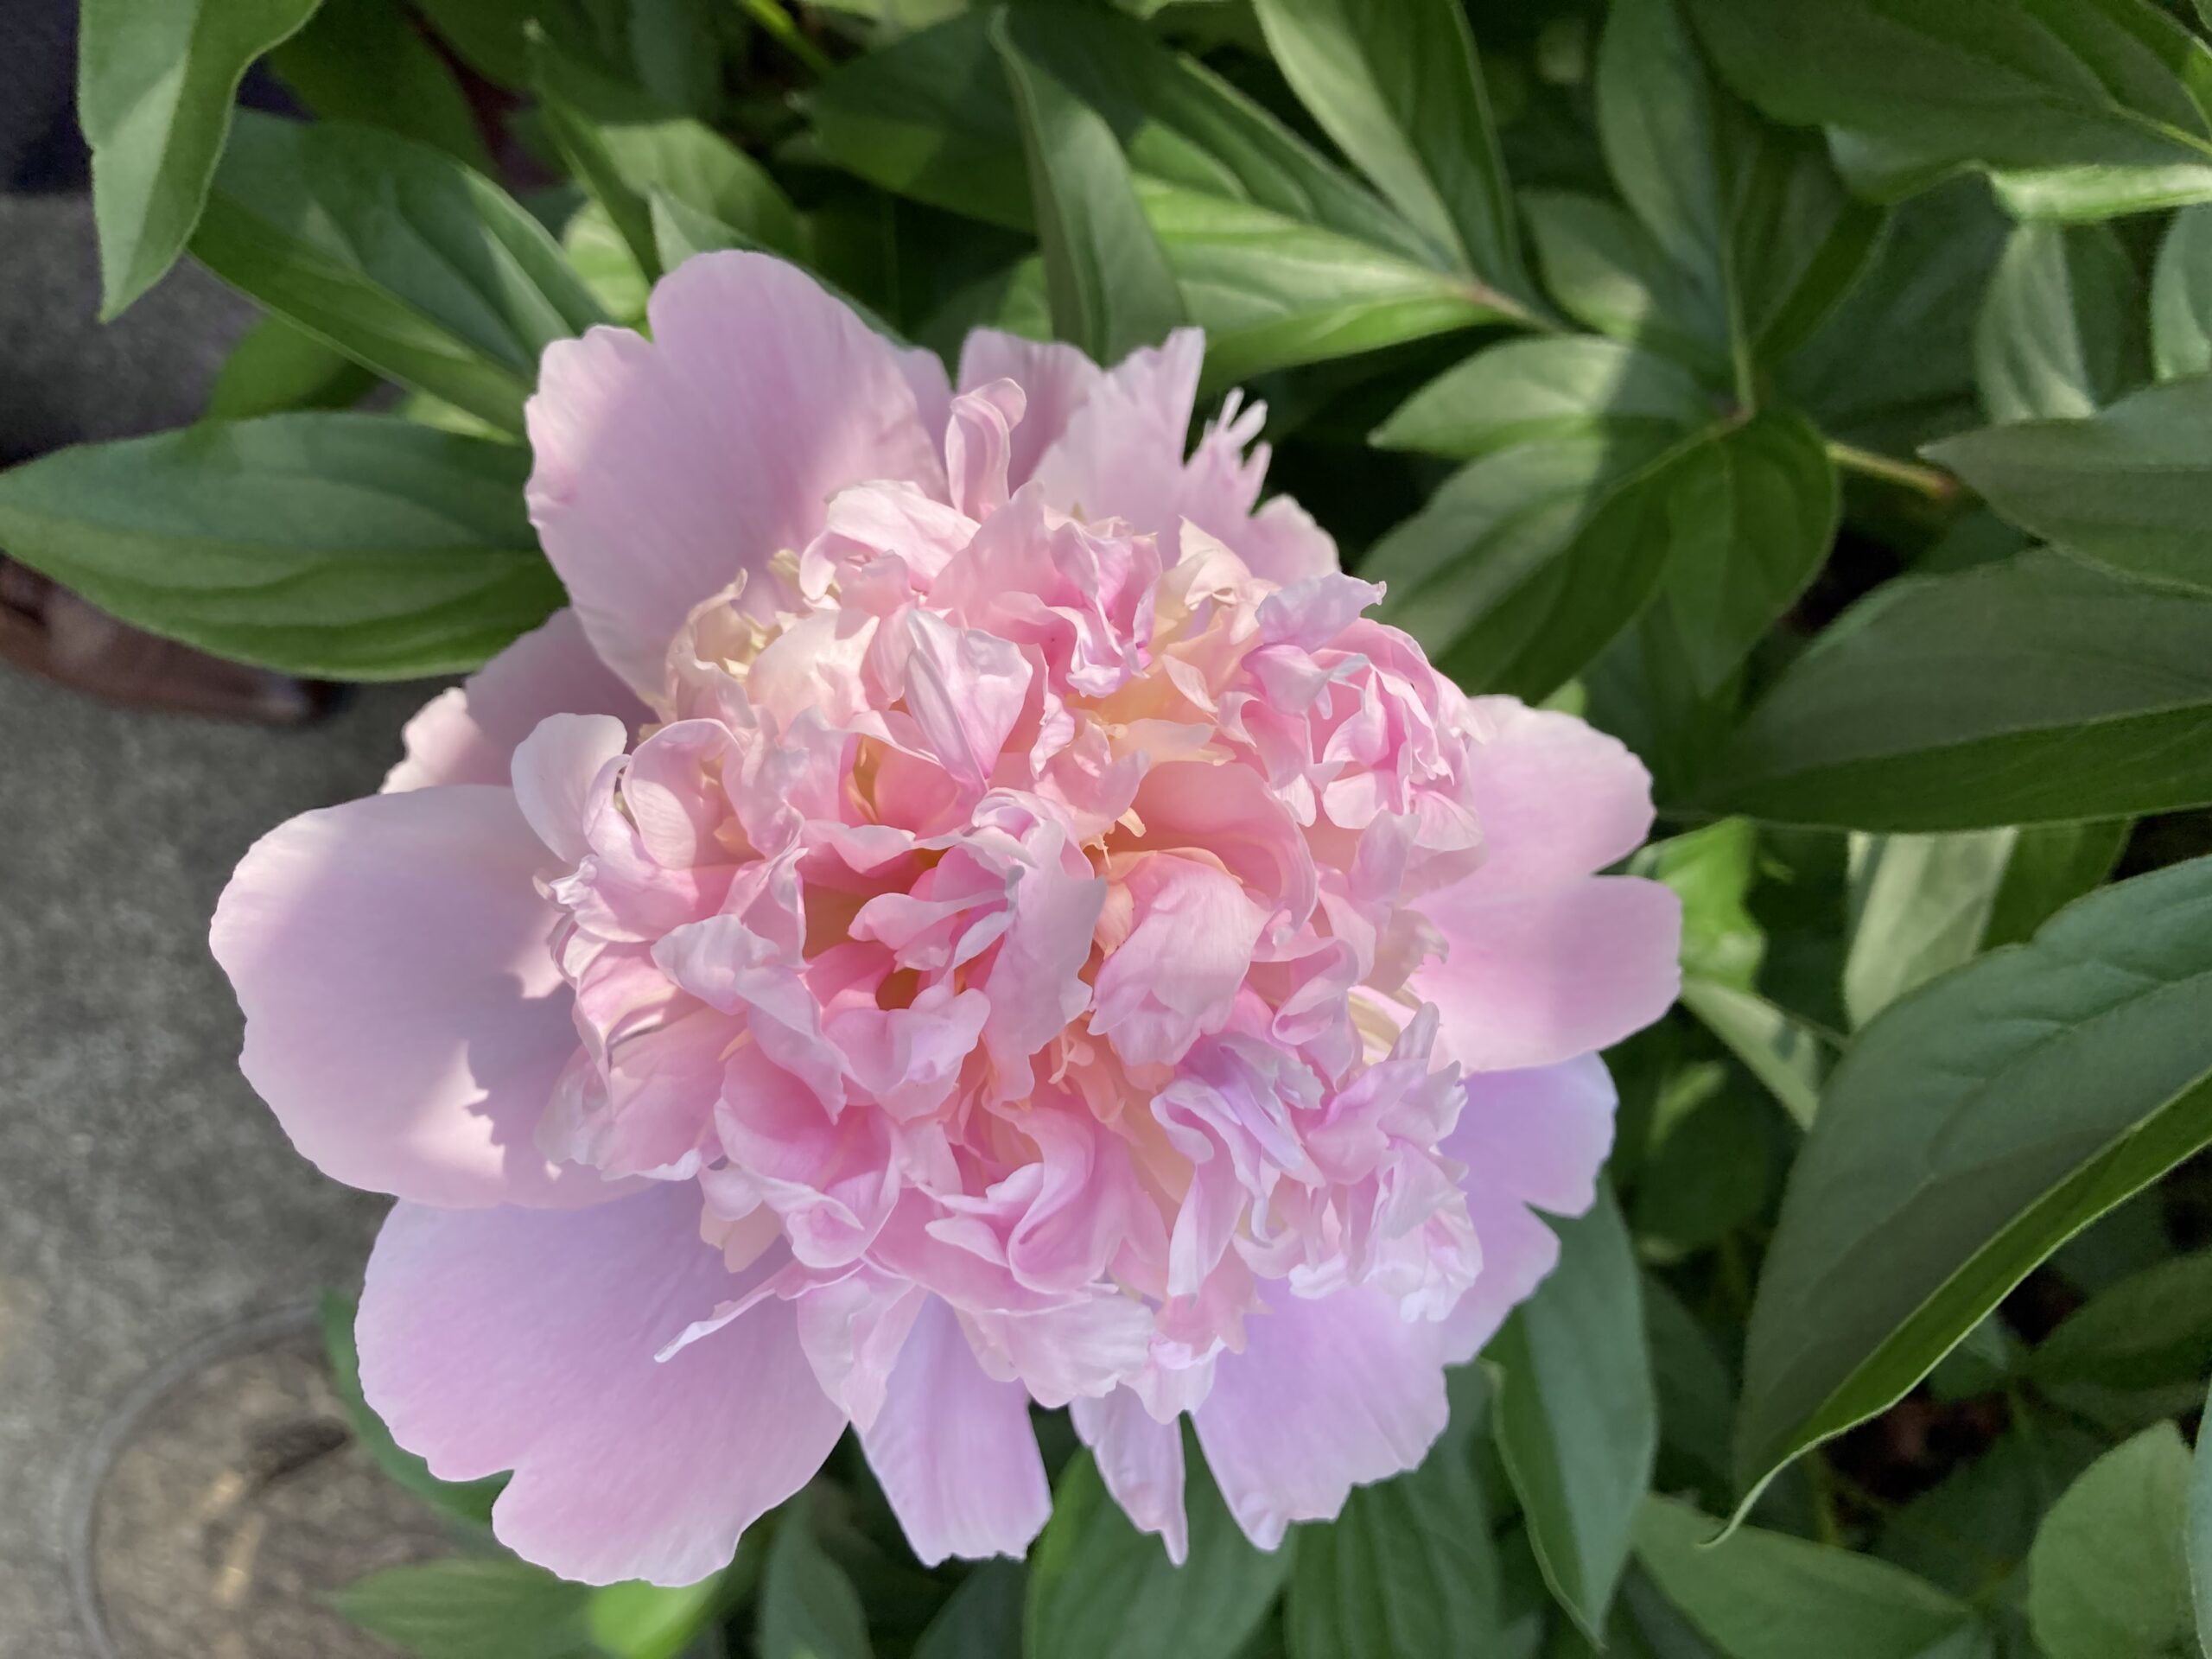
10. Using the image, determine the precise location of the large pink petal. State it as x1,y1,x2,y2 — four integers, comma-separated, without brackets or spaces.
1071,1388,1188,1564
859,1296,1051,1565
1413,875,1681,1073
385,610,645,793
359,1187,843,1586
212,785,606,1208
1461,699,1656,891
1435,1055,1617,1362
1192,1281,1448,1548
526,251,949,694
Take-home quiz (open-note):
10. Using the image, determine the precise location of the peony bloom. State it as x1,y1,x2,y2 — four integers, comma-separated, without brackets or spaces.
212,252,1680,1586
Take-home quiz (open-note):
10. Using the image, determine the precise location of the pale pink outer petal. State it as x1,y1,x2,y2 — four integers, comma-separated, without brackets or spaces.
858,1297,1052,1565
1413,876,1681,1074
359,1186,844,1586
957,329,1104,491
385,609,645,793
1191,1281,1449,1549
526,251,949,694
1071,1388,1189,1564
1438,1055,1617,1363
1461,698,1657,891
211,785,608,1208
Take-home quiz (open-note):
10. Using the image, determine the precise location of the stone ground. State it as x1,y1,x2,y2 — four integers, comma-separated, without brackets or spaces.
0,194,454,1656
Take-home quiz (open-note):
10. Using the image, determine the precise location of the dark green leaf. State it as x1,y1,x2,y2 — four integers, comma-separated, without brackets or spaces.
1249,0,1532,303
1676,979,1827,1130
320,1290,503,1525
79,0,321,317
1929,376,2212,594
1981,820,2133,950
1777,180,2008,457
1364,422,1694,702
1373,336,1715,461
192,114,608,435
2027,1426,2196,1659
626,0,722,121
1647,410,1838,695
1283,1426,1499,1659
1733,855,2212,1513
1494,1188,1656,1639
1699,553,2212,830
0,415,561,680
1635,1497,1979,1659
207,313,380,420
334,1558,589,1659
2031,1248,2212,1395
2192,1384,2212,1657
1025,1441,1292,1659
1632,1071,1776,1256
533,32,804,282
912,1561,1025,1659
416,0,535,86
2152,204,2212,378
759,1497,872,1659
1644,1276,1738,1509
1686,0,2212,222
992,11,1185,364
1842,830,2019,1028
270,0,493,169
1872,1426,2102,1603
1975,223,2145,423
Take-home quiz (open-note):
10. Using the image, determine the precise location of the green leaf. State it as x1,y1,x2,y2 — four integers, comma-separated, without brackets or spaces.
1685,0,2212,222
1024,1441,1292,1659
992,10,1186,364
320,1290,504,1526
1777,180,2008,457
626,0,722,121
1974,224,2144,423
2031,1248,2212,1396
191,114,608,436
0,415,561,681
2152,204,2212,378
759,1497,872,1659
79,0,322,318
1981,819,2133,949
1632,1069,1776,1256
1698,553,2212,830
416,0,536,86
1872,1425,2103,1602
1283,1425,1499,1659
269,0,493,168
1732,855,2212,1514
1634,1497,1979,1659
1138,181,1500,389
2192,1385,2212,1658
1676,979,1827,1131
587,1577,730,1659
2027,1426,2196,1659
533,32,804,283
1842,830,2018,1028
1493,1188,1656,1640
1365,423,1694,702
1928,376,2212,595
808,9,1422,259
563,199,652,327
206,313,380,420
1373,336,1716,461
1249,0,1532,305
1647,410,1838,696
1521,190,1719,372
1644,1276,1738,1508
334,1558,590,1659
912,1560,1025,1659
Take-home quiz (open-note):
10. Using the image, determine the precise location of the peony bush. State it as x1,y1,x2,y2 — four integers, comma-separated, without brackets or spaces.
15,0,2212,1654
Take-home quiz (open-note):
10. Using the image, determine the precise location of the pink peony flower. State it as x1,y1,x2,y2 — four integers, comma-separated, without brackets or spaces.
212,253,1681,1585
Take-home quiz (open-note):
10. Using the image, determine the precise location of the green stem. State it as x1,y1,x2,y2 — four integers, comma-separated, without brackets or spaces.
1826,440,1959,504
737,0,836,79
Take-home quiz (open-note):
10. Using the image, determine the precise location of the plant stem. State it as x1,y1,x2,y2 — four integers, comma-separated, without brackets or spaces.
738,0,836,79
1826,440,1959,504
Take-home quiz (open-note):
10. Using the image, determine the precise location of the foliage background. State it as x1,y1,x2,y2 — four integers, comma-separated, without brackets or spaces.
21,0,2212,1653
